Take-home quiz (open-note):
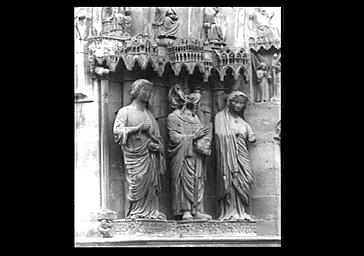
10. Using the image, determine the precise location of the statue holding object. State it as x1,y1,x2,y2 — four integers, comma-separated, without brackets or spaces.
113,79,167,220
167,85,212,221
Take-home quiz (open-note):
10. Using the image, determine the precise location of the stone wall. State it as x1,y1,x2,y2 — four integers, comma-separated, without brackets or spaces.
245,102,281,235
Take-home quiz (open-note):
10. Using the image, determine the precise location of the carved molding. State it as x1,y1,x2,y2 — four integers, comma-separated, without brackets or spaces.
98,219,257,238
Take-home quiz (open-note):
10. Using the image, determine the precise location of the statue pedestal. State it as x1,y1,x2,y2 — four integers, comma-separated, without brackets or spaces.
75,219,271,247
86,219,257,238
157,36,176,57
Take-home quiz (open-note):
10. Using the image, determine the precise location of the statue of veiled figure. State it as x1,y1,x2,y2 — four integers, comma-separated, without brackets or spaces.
167,85,212,221
113,79,167,220
214,91,256,222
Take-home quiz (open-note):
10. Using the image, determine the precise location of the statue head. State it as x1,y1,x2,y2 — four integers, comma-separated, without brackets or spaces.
259,62,267,70
226,91,249,119
130,79,153,103
194,135,211,156
168,84,187,109
186,90,201,114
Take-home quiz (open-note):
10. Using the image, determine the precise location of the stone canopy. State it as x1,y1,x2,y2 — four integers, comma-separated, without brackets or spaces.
87,33,252,82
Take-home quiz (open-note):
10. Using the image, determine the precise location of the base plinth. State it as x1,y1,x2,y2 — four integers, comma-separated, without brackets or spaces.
86,219,257,238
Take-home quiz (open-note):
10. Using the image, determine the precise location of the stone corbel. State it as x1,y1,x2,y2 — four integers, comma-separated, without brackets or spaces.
94,67,110,76
75,92,94,104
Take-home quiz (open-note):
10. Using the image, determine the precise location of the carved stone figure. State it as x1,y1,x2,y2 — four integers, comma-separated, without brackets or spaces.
98,219,113,238
214,91,256,222
271,53,281,99
113,8,132,36
256,62,270,102
167,85,212,221
248,7,280,42
113,79,167,220
153,7,180,39
203,7,224,45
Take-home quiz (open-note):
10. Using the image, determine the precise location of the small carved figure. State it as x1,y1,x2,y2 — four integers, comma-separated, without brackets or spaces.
274,120,281,141
167,85,212,221
271,53,281,99
248,7,280,42
256,62,270,102
98,219,113,238
203,7,224,45
215,91,256,222
154,7,180,39
113,79,167,220
113,8,132,36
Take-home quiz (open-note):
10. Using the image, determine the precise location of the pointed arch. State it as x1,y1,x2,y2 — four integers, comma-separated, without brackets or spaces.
221,65,237,80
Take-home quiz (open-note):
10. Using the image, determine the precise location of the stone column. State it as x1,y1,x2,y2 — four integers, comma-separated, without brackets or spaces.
75,77,102,238
248,54,254,103
245,102,281,236
100,79,110,211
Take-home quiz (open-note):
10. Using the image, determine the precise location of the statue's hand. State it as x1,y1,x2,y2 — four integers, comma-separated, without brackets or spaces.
193,127,210,139
138,123,151,132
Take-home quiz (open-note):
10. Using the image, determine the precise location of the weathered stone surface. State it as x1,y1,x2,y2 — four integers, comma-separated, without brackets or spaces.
256,219,280,236
250,169,279,196
250,195,279,219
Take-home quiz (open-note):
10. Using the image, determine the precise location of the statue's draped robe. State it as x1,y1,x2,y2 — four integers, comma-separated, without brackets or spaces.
203,7,224,42
257,69,269,102
160,8,180,38
113,105,166,219
167,109,206,215
215,108,255,220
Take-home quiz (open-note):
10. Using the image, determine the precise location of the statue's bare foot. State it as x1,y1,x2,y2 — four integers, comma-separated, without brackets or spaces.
244,214,255,223
157,212,167,220
193,211,212,220
182,211,193,220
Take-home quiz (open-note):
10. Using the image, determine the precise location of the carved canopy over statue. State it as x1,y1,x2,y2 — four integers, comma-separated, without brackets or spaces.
113,79,167,220
167,85,212,220
153,7,180,39
214,91,256,222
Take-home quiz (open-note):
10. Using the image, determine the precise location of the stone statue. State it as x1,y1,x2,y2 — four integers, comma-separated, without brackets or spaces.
113,79,167,220
271,53,281,99
249,7,280,42
256,62,270,102
153,7,180,39
167,85,212,221
214,91,256,222
113,8,132,36
203,7,224,45
98,219,113,238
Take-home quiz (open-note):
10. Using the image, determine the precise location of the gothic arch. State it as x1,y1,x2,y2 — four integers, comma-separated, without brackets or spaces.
207,67,223,81
221,65,237,80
